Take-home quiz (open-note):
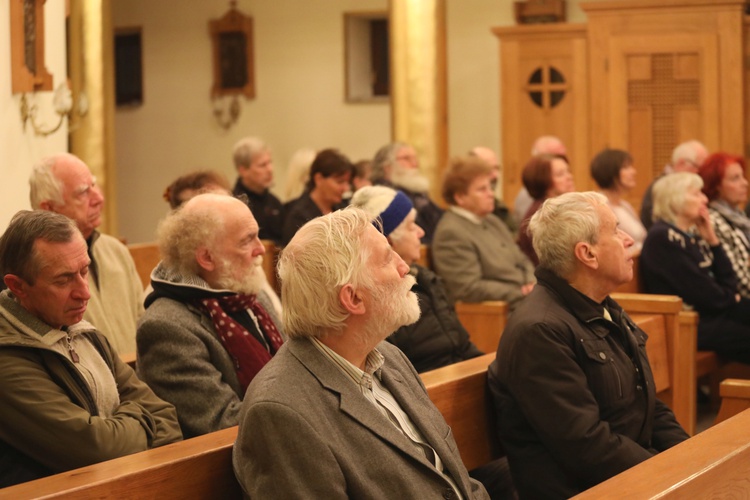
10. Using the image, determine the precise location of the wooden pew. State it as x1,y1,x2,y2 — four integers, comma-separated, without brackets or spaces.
421,353,499,471
714,378,750,425
0,426,242,500
611,293,695,435
572,408,750,499
127,242,161,290
0,355,500,499
417,244,432,269
455,301,508,354
120,351,137,370
260,239,280,294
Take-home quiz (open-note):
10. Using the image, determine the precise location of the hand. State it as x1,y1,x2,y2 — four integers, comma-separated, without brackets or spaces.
695,206,719,246
521,283,535,296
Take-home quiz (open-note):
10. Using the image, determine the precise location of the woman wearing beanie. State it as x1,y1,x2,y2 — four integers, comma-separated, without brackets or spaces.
350,186,483,373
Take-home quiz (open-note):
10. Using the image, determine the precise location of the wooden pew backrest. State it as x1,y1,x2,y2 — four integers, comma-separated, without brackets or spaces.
261,240,280,294
421,353,498,471
127,242,160,290
0,426,242,500
572,408,750,499
454,301,508,354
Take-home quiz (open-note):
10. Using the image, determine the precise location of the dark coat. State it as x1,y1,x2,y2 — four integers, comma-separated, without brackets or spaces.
233,179,285,244
488,268,688,499
387,265,483,373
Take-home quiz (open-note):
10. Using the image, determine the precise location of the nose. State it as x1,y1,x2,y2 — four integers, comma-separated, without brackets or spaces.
252,238,266,257
91,186,104,205
416,224,425,239
395,253,409,277
620,229,635,248
72,274,91,300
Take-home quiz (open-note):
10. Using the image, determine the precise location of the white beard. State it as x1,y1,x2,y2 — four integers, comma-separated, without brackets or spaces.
361,274,420,346
214,255,266,295
392,165,430,194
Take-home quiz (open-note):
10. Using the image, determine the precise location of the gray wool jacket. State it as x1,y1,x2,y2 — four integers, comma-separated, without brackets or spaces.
136,263,283,439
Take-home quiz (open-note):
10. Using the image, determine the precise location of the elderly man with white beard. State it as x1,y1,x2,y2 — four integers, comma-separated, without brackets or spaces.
136,193,284,438
372,142,444,243
233,208,489,499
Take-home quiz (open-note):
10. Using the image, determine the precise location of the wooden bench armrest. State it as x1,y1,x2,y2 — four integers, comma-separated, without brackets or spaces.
454,301,508,354
610,293,683,314
715,379,750,425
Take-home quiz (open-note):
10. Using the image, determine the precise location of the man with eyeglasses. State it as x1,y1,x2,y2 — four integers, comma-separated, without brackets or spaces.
640,140,708,229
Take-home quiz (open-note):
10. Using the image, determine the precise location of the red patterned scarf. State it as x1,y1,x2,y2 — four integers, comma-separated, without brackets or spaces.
193,294,283,392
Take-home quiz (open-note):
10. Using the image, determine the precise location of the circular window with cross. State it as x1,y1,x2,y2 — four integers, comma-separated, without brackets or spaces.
526,66,567,110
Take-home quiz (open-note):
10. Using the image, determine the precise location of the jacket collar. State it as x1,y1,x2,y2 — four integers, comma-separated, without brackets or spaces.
286,337,472,496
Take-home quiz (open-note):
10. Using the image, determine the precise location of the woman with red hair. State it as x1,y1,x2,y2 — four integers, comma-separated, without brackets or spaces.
699,152,750,298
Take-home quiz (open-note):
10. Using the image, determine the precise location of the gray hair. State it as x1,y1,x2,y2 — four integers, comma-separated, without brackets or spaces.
652,172,704,225
349,185,414,243
29,153,70,208
278,208,374,339
371,142,409,183
157,201,223,276
232,136,268,169
531,135,564,156
0,210,80,284
529,191,607,278
671,140,707,166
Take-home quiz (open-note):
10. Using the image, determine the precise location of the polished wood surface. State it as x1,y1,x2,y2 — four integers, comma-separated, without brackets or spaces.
454,301,508,355
127,242,160,290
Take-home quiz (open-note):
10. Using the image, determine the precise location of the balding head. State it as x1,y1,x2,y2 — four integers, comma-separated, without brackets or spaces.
470,147,499,170
671,140,708,174
158,193,265,292
531,136,567,157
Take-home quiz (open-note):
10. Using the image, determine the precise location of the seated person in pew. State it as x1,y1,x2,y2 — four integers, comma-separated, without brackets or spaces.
163,170,281,317
488,192,688,499
432,156,535,311
0,211,181,487
233,208,489,499
136,194,284,438
641,173,750,364
30,153,144,355
350,185,484,372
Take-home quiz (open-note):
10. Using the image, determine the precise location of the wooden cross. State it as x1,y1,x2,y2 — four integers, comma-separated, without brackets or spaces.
524,65,569,111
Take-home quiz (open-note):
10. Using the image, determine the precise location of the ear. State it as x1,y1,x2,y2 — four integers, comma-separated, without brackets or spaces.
195,246,216,272
339,284,366,316
39,200,54,212
574,241,599,271
453,191,467,208
4,274,27,298
313,172,324,187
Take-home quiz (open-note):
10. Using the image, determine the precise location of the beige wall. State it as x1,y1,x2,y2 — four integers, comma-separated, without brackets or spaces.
0,0,69,230
112,0,592,243
112,0,391,243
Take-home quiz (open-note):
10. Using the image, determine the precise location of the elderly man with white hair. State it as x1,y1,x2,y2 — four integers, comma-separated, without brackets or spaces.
233,208,489,499
136,193,283,438
30,153,144,355
371,142,444,243
488,192,688,499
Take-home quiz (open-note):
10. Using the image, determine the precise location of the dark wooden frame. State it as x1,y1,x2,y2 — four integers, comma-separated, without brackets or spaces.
209,7,255,99
10,0,53,93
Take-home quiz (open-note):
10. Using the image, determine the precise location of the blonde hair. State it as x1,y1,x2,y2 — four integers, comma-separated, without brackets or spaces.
652,172,704,225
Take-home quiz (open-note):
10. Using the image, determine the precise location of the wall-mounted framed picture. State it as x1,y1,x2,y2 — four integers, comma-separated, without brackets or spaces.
209,7,255,99
114,28,144,106
10,0,54,93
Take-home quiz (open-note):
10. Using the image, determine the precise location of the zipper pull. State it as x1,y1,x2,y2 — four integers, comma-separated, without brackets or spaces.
66,334,80,363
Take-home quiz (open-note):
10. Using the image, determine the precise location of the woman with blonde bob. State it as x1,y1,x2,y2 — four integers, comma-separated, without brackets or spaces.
641,172,750,364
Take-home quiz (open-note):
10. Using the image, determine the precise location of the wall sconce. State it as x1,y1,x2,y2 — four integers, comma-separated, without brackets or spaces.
19,83,89,137
212,94,241,130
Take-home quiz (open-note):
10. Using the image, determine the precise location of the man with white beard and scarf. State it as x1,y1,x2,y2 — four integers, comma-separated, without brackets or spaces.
233,208,489,499
372,142,444,243
136,193,284,438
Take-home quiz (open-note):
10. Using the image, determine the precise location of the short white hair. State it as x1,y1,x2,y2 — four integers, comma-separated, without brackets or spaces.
652,172,704,225
671,140,707,166
232,136,268,169
157,199,223,276
530,191,607,278
29,153,71,208
278,208,374,339
531,135,564,156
